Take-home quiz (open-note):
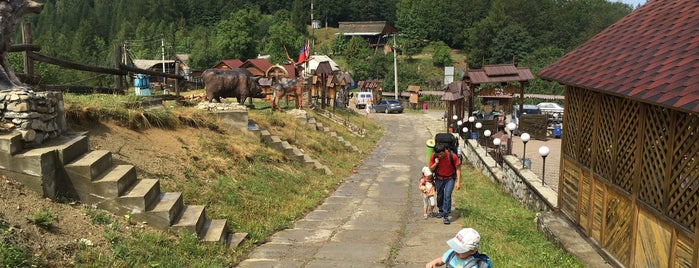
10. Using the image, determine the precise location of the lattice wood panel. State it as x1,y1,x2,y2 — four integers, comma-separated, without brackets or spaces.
635,208,671,267
563,87,580,159
580,172,593,233
578,91,596,167
560,157,581,220
591,178,604,242
667,112,699,231
595,95,618,180
639,105,671,212
674,235,693,268
614,98,640,192
604,187,632,266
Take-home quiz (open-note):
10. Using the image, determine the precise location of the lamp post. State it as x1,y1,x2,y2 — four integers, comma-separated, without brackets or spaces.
506,122,516,155
493,138,501,167
539,146,550,186
468,116,475,139
484,130,491,152
462,127,468,146
475,122,482,147
451,115,458,133
521,133,530,168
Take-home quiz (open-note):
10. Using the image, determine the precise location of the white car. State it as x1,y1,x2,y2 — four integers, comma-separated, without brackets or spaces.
537,102,564,123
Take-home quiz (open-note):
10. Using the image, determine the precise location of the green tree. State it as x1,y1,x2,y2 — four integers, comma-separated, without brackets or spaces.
431,41,452,67
291,0,308,35
489,24,533,65
213,8,263,60
465,1,510,68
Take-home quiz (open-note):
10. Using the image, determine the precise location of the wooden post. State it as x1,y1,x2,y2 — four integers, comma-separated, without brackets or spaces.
21,23,33,79
174,60,180,97
114,45,123,91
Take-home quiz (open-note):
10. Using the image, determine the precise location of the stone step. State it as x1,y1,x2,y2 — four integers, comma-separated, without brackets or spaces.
228,232,249,249
118,179,161,214
0,132,23,155
47,132,89,165
92,165,137,198
65,150,113,180
143,192,184,229
200,219,228,244
171,205,206,235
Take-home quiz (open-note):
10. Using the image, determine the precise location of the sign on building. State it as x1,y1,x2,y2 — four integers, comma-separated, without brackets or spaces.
444,66,454,85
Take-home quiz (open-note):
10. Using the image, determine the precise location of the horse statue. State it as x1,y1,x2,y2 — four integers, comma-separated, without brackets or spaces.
270,76,303,110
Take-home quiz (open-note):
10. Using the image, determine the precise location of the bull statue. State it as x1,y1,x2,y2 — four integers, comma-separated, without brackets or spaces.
202,68,265,105
270,77,303,111
0,0,43,90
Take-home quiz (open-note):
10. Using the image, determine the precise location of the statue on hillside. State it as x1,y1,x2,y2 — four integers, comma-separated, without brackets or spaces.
0,0,43,90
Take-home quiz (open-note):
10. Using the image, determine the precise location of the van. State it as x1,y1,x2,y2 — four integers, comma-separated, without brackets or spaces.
355,92,373,109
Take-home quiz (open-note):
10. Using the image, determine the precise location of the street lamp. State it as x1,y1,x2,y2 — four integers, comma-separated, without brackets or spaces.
468,116,475,139
521,133,530,168
462,127,468,146
484,130,492,152
452,115,458,133
539,146,550,186
475,122,482,147
506,122,517,155
493,138,501,167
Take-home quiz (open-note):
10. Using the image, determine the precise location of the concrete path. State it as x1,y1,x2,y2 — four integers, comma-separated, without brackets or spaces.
237,111,460,267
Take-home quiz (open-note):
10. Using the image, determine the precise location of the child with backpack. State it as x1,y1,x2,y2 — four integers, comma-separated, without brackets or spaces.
425,228,492,268
418,166,436,219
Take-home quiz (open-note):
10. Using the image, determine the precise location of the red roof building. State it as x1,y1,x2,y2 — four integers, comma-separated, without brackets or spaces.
538,1,699,267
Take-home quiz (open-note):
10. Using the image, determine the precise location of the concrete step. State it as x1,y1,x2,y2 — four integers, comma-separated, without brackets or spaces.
65,150,113,180
0,132,23,155
92,165,137,198
171,205,206,234
143,192,184,229
228,232,249,249
200,219,228,244
118,179,161,214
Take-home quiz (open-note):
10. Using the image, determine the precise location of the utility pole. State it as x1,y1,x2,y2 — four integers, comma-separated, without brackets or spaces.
161,37,165,83
393,34,398,100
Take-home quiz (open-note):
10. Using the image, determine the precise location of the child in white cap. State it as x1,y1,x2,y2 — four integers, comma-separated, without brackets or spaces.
418,166,436,219
425,228,491,268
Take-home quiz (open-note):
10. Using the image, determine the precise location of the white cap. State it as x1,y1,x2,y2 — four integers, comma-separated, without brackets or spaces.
447,228,481,253
422,166,432,177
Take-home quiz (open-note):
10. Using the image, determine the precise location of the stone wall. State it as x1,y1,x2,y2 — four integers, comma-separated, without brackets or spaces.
0,89,65,146
461,139,556,212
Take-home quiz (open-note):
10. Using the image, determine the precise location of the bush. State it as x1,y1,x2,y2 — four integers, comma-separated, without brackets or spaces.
31,209,54,229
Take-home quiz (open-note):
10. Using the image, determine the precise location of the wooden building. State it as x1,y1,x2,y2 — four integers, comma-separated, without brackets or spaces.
210,59,243,70
338,21,398,50
538,1,699,267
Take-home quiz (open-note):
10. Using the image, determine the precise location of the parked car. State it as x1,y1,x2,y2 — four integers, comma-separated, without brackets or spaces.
355,92,372,109
537,102,564,124
373,99,404,114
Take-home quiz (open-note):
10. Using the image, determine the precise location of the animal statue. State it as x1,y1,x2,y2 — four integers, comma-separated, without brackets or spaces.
270,77,303,111
0,0,43,90
202,68,264,105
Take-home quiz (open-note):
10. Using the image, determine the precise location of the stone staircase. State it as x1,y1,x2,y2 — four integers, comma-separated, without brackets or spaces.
0,131,247,248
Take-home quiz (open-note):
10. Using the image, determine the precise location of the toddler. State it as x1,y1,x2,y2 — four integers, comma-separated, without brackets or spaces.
418,166,437,219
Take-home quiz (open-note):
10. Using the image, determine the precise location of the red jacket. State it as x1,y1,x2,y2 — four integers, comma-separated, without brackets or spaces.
429,149,460,179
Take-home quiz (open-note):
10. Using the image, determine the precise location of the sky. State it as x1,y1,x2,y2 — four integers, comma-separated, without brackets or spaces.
614,0,646,7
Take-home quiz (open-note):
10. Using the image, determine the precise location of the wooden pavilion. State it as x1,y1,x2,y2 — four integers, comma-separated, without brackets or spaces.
465,64,534,116
539,1,699,267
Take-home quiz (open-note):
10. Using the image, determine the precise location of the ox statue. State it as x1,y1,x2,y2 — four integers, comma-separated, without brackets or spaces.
202,68,265,105
270,77,303,111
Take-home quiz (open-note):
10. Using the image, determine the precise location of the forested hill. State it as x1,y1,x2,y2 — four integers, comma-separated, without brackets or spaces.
18,0,634,93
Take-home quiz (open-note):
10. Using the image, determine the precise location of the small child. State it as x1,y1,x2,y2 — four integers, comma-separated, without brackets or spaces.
418,166,437,219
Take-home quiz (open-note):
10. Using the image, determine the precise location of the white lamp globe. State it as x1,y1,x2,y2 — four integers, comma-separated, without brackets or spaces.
493,138,501,146
539,146,550,157
521,133,531,143
468,116,475,123
457,120,463,126
453,115,458,120
507,122,517,131
475,122,482,129
462,127,468,133
484,130,491,137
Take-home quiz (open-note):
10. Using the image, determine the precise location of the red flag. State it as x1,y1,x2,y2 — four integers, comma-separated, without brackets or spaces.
296,39,309,64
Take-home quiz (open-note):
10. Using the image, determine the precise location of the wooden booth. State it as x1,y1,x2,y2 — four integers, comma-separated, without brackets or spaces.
539,1,699,267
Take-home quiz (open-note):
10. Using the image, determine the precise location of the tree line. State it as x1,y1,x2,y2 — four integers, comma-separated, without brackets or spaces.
14,0,634,94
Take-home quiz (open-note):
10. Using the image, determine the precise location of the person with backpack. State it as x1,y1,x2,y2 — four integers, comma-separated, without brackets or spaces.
428,143,461,224
425,228,492,268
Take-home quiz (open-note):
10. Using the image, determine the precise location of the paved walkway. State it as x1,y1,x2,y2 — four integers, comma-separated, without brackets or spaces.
237,111,459,267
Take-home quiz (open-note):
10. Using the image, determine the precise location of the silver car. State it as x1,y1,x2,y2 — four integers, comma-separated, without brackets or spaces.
373,100,404,114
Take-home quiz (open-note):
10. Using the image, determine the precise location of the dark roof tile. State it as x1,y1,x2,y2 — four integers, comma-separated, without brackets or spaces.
539,0,699,113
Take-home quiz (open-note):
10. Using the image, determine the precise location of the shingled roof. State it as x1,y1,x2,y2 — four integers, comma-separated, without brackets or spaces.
467,64,534,84
538,0,699,113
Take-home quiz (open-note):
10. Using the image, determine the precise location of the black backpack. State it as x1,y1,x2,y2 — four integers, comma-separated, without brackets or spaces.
445,250,492,268
434,133,461,162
